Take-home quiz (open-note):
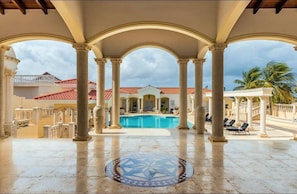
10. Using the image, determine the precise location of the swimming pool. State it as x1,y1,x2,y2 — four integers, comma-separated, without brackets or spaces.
120,115,193,128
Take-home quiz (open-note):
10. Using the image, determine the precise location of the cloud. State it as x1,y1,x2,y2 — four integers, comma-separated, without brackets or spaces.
12,40,297,91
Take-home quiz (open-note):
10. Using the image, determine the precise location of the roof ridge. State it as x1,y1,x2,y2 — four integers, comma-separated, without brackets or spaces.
34,89,75,99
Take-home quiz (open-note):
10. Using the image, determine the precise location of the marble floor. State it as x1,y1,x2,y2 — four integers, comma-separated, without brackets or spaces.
1,126,297,194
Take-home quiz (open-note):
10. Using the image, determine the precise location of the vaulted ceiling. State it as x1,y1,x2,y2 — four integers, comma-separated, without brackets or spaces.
1,0,297,59
1,0,297,15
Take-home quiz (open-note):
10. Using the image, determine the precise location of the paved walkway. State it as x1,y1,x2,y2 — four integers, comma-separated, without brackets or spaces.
189,114,297,140
1,115,297,193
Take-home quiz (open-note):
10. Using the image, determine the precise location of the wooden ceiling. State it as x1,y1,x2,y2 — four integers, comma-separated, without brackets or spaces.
247,0,297,14
0,0,297,15
0,0,55,15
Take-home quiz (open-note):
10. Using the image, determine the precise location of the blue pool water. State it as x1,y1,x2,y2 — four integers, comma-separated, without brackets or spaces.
120,115,193,128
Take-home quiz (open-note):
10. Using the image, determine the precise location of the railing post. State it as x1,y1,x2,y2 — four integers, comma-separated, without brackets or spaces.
43,125,51,138
69,122,75,138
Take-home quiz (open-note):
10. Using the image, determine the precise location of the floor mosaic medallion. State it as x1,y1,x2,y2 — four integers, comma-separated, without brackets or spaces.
105,152,194,187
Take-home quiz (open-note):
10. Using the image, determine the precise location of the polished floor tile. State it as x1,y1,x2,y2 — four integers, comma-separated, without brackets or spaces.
1,128,297,193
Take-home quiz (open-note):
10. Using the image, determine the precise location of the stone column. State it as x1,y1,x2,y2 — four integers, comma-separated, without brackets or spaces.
71,109,75,122
0,45,10,137
94,58,106,134
137,98,140,112
235,97,240,123
247,97,254,130
209,43,227,142
140,98,143,112
32,107,41,124
190,95,194,113
126,98,129,113
109,58,122,129
192,58,205,134
73,43,91,141
155,97,158,112
208,97,212,115
259,96,268,137
177,59,189,129
4,69,17,135
158,98,161,113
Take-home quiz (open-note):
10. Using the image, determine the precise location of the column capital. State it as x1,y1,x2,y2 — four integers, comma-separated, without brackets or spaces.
209,43,227,52
177,58,189,65
192,58,205,65
259,96,268,101
94,58,107,65
5,68,16,77
0,45,10,53
5,55,20,64
72,43,91,51
110,58,122,65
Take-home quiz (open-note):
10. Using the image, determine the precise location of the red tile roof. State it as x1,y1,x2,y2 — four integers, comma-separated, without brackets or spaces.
55,78,96,85
34,86,211,101
34,89,97,100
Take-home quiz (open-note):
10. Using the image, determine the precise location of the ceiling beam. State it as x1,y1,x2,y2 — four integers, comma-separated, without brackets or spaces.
35,0,48,14
0,4,4,15
276,0,287,14
253,0,264,14
12,0,26,15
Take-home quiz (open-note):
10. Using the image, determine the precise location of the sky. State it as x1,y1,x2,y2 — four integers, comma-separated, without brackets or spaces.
12,40,297,91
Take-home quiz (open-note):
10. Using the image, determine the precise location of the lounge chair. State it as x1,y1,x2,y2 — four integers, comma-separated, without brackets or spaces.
205,113,209,121
223,118,228,124
206,115,212,122
226,122,249,134
224,119,235,127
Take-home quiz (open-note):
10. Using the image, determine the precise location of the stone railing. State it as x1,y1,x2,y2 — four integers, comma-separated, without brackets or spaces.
14,75,58,85
14,108,33,125
272,103,297,120
43,122,76,138
14,107,55,125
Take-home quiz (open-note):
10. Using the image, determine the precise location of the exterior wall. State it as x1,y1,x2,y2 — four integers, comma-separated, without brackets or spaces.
14,86,40,99
161,94,179,111
13,95,42,109
14,85,62,99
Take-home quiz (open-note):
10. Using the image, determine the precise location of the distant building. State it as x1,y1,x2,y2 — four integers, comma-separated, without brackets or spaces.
28,76,211,114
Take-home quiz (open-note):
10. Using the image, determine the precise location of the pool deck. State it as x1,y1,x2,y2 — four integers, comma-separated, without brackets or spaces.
1,115,297,193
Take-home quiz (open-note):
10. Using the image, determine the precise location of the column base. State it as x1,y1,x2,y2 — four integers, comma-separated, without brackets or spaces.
208,136,228,142
0,135,9,139
197,130,205,135
109,124,122,129
259,133,269,138
73,134,92,141
95,129,103,134
247,126,254,131
192,125,196,130
177,125,189,130
4,123,17,137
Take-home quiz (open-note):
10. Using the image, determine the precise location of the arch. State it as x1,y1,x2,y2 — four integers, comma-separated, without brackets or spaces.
122,43,179,59
228,33,297,46
88,21,213,45
0,33,74,45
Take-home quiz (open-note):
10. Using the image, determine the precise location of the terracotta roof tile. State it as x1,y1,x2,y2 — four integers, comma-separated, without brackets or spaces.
55,78,96,85
34,86,211,101
34,89,97,100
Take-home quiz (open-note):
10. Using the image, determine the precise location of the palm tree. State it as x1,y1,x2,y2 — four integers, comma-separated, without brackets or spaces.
233,66,262,90
261,61,296,104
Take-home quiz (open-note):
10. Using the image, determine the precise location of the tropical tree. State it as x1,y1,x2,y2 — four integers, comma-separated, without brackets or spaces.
233,66,262,90
261,61,296,104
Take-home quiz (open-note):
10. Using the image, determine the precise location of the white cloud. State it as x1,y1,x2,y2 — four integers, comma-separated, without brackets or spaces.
12,40,297,91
